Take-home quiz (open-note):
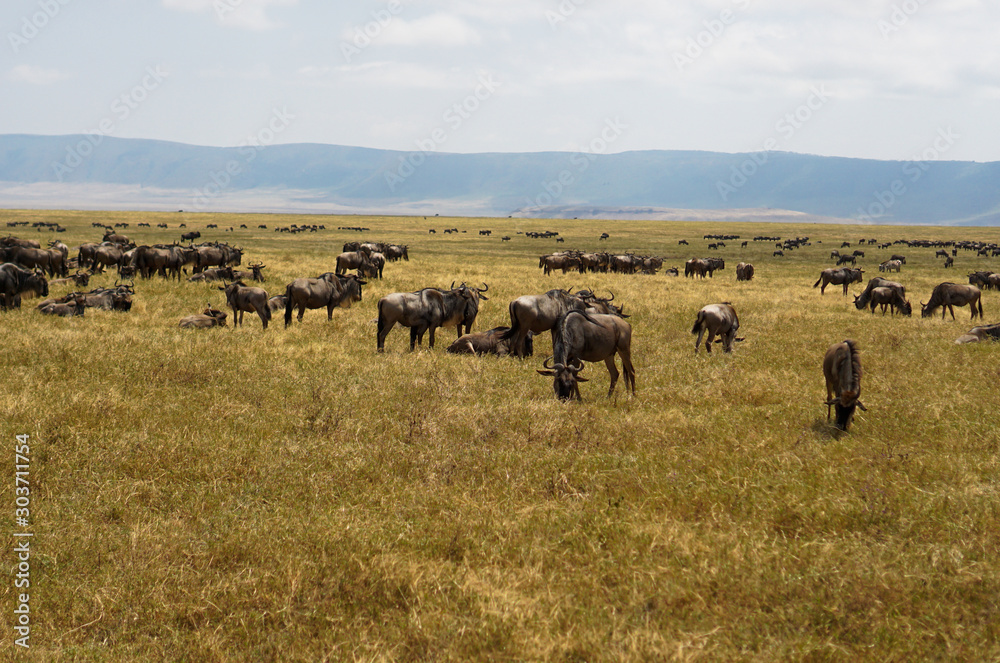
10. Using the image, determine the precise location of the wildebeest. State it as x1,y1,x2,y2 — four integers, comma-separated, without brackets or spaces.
47,271,91,288
335,251,374,277
955,322,1000,344
890,254,906,264
878,259,902,273
39,284,133,312
283,273,366,326
0,263,48,309
823,340,865,431
1,236,40,249
813,268,863,295
5,245,67,277
376,283,486,351
944,256,954,268
179,305,227,329
219,281,271,329
866,286,912,316
736,262,754,281
181,231,201,242
836,254,857,266
968,271,993,288
188,266,234,282
853,277,905,311
446,326,531,356
500,288,603,358
230,262,266,283
536,310,635,400
921,283,983,320
38,295,86,317
691,303,742,354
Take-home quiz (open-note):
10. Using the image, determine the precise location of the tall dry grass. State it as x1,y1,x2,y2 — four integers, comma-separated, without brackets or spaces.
2,209,999,661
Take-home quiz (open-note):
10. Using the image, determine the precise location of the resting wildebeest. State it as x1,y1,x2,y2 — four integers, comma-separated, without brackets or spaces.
955,322,1000,344
267,295,287,312
446,326,531,356
219,281,271,329
47,271,91,288
866,286,912,316
38,295,86,317
736,262,754,281
537,310,636,400
813,267,863,295
0,263,48,309
921,283,983,320
691,303,742,353
823,340,866,431
188,266,234,282
179,305,227,329
376,283,484,351
283,273,365,326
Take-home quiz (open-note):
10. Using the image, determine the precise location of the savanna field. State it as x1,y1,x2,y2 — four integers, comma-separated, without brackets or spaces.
2,208,999,662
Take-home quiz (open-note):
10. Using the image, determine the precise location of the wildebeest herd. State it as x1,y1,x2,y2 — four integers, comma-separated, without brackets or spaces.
4,224,999,434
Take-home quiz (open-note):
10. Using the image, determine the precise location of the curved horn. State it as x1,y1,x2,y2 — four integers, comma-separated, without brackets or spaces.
480,282,488,292
606,290,614,302
542,356,554,370
450,280,456,290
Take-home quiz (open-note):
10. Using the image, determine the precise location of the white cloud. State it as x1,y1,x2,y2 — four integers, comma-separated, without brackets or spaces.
162,0,297,30
8,65,68,85
378,14,481,47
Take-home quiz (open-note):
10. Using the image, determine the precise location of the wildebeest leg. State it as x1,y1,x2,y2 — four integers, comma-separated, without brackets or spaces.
694,326,705,353
705,330,715,353
428,325,438,349
258,307,268,330
604,357,619,397
327,303,334,321
409,325,420,351
297,304,306,321
376,318,394,352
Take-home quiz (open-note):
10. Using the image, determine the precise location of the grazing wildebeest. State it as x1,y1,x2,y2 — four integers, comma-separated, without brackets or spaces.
283,273,365,326
890,254,906,264
219,281,271,329
944,256,954,268
536,310,635,400
267,295,287,312
773,250,784,257
955,322,1000,344
853,277,905,311
867,286,912,316
599,232,609,241
813,268,863,295
181,231,201,242
500,288,597,358
936,249,949,258
376,284,485,351
823,340,866,431
179,306,227,329
692,303,742,354
836,254,857,266
90,243,127,273
0,263,48,309
736,262,754,281
921,283,983,320
446,326,531,356
830,250,841,259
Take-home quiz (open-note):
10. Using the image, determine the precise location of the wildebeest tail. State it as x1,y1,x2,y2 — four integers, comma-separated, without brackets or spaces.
284,284,294,326
812,276,822,288
498,301,519,341
839,339,862,401
691,310,705,335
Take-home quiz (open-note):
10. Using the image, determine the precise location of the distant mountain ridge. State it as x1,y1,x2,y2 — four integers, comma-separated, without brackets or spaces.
1,134,999,225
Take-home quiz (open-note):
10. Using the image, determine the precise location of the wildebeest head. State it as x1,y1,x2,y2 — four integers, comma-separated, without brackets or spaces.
537,356,588,401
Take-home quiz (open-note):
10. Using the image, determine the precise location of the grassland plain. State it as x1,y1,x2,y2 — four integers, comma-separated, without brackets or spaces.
1,208,999,661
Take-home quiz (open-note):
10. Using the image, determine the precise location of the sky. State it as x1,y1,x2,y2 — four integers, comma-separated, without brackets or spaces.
1,0,998,162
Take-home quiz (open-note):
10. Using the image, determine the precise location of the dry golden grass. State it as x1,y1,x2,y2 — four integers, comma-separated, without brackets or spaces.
2,208,999,661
